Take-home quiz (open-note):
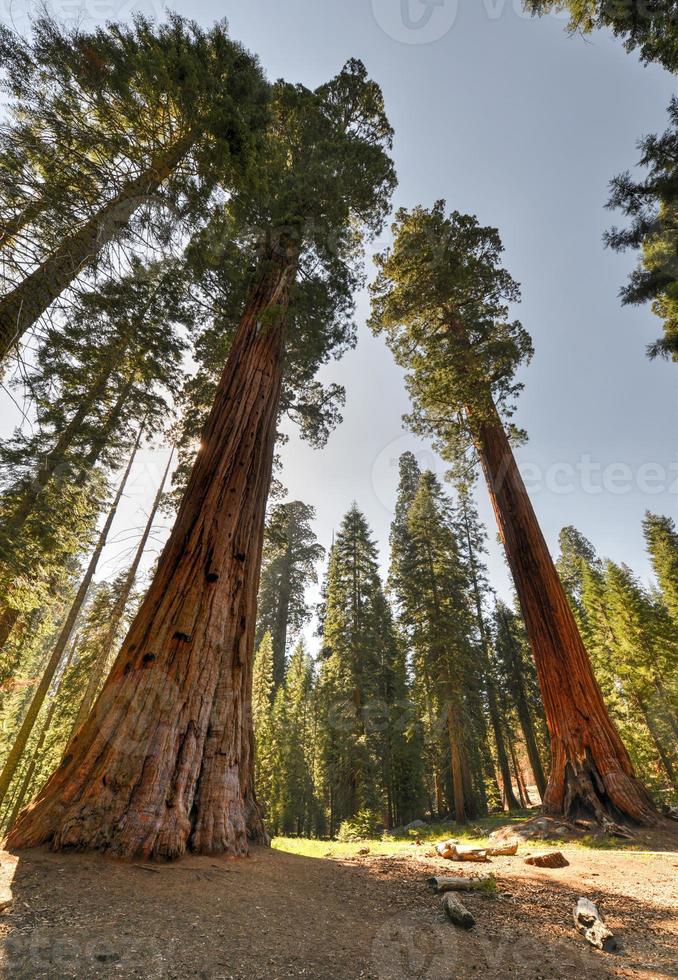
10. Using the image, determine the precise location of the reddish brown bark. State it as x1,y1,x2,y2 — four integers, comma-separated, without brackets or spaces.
473,402,655,824
8,247,294,859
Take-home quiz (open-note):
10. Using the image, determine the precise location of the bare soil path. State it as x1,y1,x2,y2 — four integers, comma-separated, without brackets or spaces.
0,824,676,979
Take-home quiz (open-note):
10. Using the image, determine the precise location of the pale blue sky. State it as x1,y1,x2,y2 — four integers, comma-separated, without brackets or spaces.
1,1,676,639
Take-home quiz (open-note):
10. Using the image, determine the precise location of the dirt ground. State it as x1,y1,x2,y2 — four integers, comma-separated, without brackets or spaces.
0,822,676,979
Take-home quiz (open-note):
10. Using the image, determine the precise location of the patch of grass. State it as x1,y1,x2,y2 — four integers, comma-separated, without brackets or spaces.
271,810,643,861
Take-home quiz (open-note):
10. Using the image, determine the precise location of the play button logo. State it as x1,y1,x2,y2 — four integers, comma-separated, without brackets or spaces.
371,0,459,44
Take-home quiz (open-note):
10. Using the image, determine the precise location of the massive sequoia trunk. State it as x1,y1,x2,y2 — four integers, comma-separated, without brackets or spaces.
8,247,294,859
473,400,655,824
0,132,195,362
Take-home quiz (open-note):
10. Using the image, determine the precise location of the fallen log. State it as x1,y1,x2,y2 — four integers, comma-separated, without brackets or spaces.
524,851,569,868
435,841,492,862
451,845,489,862
443,893,475,929
427,876,492,894
486,843,518,857
573,898,618,952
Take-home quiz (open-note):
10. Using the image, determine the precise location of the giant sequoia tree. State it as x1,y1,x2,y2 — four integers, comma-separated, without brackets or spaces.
370,202,655,824
8,61,394,858
0,14,268,360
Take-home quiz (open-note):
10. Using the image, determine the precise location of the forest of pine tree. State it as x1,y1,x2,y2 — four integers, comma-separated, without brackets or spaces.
0,8,676,971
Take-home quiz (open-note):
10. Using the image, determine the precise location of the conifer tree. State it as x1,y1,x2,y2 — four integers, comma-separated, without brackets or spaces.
493,602,548,799
455,487,521,809
643,512,678,621
276,641,317,836
558,527,678,796
8,60,395,859
256,502,324,686
605,99,678,361
316,505,411,832
0,429,142,808
0,259,185,647
70,447,174,732
251,632,276,829
523,1,678,71
370,201,654,823
0,14,268,360
392,471,478,822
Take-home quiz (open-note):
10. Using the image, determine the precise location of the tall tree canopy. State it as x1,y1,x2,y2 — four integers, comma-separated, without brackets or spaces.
0,13,268,360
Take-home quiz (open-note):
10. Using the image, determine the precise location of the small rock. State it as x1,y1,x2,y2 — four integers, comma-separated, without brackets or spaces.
405,820,426,831
525,851,569,869
94,952,121,963
358,847,370,856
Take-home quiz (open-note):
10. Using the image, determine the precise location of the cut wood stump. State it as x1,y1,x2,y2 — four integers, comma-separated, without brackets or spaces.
427,876,492,894
524,851,569,868
443,893,475,929
573,898,618,952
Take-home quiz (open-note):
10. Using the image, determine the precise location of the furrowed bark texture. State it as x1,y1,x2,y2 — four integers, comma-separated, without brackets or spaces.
474,401,655,824
8,251,292,859
0,133,195,362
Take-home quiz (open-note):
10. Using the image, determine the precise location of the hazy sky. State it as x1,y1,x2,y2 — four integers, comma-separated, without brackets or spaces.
2,0,677,647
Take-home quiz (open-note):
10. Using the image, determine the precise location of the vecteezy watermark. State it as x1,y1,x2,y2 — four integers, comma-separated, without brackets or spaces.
371,913,592,979
371,434,678,515
371,914,451,979
1,926,173,977
371,0,460,45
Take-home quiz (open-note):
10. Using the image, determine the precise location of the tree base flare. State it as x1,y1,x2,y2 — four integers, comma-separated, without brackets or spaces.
543,749,657,828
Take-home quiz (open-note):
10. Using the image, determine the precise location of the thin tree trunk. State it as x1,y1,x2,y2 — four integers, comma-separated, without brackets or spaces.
508,738,527,807
0,200,44,248
473,399,655,824
8,244,295,859
71,447,173,733
447,701,467,824
636,694,678,790
4,638,79,833
0,132,196,362
516,700,547,801
460,504,521,810
0,608,20,654
653,677,678,742
497,606,548,799
0,360,118,550
272,581,290,687
0,429,142,807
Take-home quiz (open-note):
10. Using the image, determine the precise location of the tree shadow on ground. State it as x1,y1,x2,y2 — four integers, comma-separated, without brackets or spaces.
0,843,675,979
